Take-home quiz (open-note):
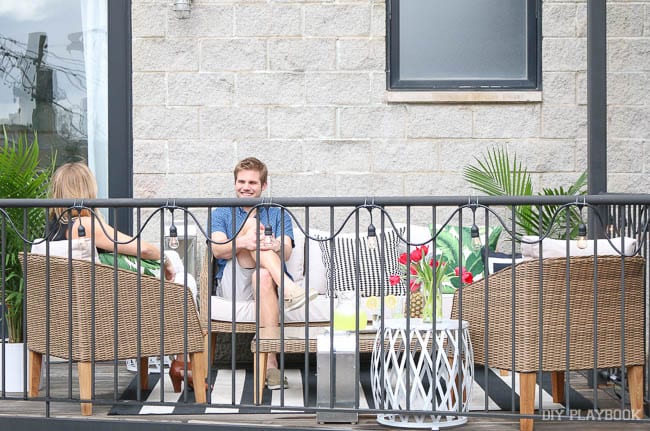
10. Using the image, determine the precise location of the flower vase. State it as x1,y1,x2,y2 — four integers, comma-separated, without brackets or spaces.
421,285,443,322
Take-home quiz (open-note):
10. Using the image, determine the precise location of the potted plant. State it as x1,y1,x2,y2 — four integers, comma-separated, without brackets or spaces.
463,146,587,239
0,126,54,390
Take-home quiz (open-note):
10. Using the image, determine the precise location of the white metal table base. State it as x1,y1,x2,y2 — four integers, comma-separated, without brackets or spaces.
370,319,474,429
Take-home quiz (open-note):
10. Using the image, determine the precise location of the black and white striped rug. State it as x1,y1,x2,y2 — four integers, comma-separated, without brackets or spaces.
109,364,593,415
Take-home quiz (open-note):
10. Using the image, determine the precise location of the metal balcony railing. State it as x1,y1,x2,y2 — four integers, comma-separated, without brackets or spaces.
0,195,649,430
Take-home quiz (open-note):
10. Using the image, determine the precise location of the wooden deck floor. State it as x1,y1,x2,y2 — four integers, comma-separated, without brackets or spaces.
0,362,647,431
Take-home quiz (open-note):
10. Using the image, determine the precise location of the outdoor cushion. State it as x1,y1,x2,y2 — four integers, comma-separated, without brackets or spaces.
521,235,637,260
318,227,407,298
31,237,98,261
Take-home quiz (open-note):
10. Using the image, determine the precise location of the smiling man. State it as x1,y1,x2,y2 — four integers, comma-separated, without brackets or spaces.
209,157,316,390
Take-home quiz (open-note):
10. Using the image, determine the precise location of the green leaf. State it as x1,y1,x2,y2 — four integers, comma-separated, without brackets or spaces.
463,145,587,238
1,127,56,342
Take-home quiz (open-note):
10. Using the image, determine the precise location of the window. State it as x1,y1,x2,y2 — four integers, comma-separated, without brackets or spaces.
387,0,540,91
0,0,132,230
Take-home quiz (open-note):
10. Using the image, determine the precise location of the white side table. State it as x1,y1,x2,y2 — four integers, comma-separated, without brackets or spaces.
370,318,474,429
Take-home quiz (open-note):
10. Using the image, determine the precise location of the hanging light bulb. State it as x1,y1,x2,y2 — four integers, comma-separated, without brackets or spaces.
470,223,481,250
168,210,179,249
367,222,379,252
77,222,86,238
577,223,588,249
264,224,274,247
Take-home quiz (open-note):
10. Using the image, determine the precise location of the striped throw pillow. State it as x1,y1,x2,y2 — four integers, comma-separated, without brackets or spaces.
318,227,406,298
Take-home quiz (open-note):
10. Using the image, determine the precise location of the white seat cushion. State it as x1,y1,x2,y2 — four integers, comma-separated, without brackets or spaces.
210,292,455,323
211,293,336,323
521,235,637,259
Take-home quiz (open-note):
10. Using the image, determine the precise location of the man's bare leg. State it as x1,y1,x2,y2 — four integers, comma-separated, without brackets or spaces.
252,270,280,370
236,221,297,297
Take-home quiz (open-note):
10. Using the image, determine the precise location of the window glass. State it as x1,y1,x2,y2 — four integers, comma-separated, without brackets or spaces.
389,0,539,90
0,0,108,197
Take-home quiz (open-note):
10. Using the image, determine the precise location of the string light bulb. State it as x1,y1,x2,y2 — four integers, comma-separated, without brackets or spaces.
168,210,179,250
577,223,588,249
77,222,86,237
367,222,379,252
470,223,481,250
366,207,379,252
470,205,481,250
576,202,587,249
264,224,274,247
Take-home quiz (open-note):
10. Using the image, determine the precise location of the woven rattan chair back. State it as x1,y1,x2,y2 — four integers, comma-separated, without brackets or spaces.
23,253,204,362
451,255,645,372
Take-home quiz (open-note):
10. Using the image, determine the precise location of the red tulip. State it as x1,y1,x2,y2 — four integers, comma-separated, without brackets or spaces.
399,252,408,265
410,248,423,262
461,271,473,284
410,265,418,275
409,279,421,292
420,245,428,256
389,275,402,286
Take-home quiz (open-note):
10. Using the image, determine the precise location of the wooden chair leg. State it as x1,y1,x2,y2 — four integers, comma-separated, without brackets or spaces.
78,362,93,416
253,352,268,404
627,365,644,419
139,357,149,391
190,351,207,404
28,350,42,398
202,332,218,373
550,371,565,403
519,372,536,431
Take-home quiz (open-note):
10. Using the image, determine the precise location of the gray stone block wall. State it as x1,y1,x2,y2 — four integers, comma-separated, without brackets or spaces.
131,0,650,201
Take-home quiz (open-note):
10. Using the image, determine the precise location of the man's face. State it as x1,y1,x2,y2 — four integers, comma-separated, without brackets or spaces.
235,169,266,199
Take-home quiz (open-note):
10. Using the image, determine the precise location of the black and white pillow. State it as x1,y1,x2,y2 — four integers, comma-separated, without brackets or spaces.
318,227,406,297
487,252,523,274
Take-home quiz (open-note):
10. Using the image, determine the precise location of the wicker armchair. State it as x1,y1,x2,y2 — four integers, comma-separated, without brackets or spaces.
451,255,646,431
21,253,207,415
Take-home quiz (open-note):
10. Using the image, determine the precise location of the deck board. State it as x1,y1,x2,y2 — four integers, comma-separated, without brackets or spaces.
0,362,646,430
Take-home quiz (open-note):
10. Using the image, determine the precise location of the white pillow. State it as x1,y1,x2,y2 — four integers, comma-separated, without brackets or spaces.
521,235,637,260
305,229,329,295
285,229,305,283
30,238,97,261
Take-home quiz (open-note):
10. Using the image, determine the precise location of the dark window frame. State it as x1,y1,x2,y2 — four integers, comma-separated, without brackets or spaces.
107,0,133,233
386,0,542,91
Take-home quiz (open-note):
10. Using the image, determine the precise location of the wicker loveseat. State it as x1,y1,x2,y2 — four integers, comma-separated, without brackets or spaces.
21,253,207,415
451,254,646,431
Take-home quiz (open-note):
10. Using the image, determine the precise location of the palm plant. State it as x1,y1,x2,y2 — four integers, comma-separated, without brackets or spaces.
463,146,587,239
1,127,55,343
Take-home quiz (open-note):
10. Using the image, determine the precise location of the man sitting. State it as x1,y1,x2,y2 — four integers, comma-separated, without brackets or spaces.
209,157,317,389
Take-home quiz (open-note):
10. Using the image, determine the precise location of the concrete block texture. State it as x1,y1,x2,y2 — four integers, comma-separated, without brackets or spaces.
235,4,302,37
304,4,371,37
131,0,650,196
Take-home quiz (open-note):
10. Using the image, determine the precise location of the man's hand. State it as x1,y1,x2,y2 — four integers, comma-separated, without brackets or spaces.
258,234,280,253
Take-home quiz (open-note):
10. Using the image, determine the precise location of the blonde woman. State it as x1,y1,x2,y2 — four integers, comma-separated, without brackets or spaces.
47,161,175,280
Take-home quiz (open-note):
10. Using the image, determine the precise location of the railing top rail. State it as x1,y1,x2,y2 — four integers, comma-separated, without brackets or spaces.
2,194,650,208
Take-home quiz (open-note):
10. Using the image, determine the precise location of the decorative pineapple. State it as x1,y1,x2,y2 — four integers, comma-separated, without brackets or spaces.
409,291,424,318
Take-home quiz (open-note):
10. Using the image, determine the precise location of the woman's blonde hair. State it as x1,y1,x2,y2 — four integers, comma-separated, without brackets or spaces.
48,162,98,222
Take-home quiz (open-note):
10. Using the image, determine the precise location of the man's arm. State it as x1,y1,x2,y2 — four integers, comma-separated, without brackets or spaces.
211,219,261,259
271,208,294,262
